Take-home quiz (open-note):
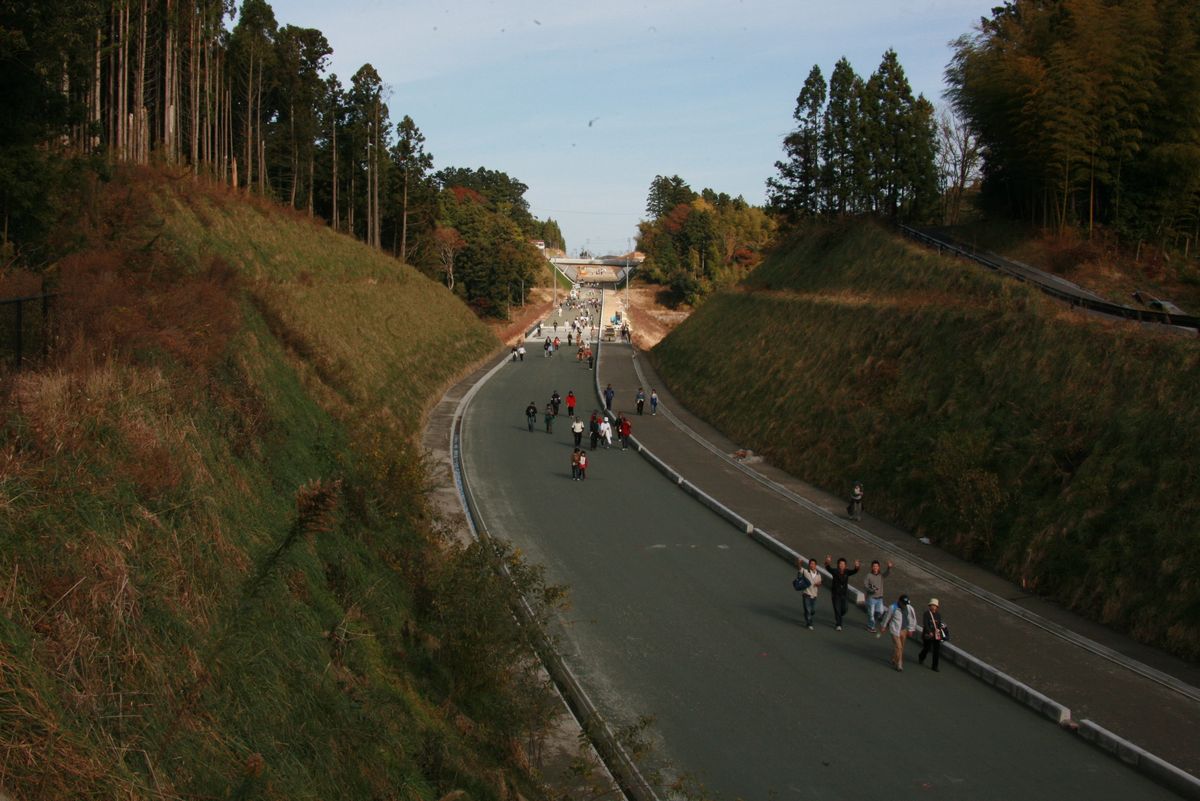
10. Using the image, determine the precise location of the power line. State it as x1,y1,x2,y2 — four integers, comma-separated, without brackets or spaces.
530,207,643,217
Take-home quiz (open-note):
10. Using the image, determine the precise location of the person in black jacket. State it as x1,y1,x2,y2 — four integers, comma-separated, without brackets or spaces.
823,556,860,631
919,599,946,671
525,402,538,432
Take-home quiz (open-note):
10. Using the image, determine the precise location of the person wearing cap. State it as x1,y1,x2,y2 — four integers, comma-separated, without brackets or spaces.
919,599,946,671
880,593,918,671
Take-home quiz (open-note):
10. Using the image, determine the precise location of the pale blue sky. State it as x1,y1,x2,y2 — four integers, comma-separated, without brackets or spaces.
270,0,993,255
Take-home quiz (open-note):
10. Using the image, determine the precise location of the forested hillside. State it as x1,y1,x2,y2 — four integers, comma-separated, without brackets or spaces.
0,169,568,800
636,175,776,304
0,1,557,314
651,222,1200,661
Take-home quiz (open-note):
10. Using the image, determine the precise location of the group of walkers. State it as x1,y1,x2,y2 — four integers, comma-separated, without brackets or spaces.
794,554,949,672
603,383,658,416
524,386,642,481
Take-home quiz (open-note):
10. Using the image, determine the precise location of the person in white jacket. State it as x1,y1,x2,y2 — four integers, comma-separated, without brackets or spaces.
880,594,918,671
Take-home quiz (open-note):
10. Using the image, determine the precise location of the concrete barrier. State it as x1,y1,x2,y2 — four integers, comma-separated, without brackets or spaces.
1077,720,1200,800
676,479,754,533
940,643,1072,726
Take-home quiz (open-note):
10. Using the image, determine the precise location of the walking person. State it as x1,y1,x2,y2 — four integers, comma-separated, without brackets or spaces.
824,556,860,631
603,383,615,411
571,448,582,480
589,412,600,450
848,481,864,521
578,449,588,480
795,557,822,630
636,387,646,415
565,390,576,417
517,344,526,361
863,559,894,633
919,599,947,671
880,594,918,671
649,389,659,415
571,416,585,447
599,417,613,449
525,401,538,432
544,403,555,434
619,415,632,450
550,391,562,416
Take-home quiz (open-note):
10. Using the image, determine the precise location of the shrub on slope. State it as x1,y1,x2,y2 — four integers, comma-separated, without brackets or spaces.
651,221,1200,660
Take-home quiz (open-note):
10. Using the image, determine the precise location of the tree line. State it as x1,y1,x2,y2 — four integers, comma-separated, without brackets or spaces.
767,50,940,222
637,175,776,304
946,0,1200,244
0,0,563,314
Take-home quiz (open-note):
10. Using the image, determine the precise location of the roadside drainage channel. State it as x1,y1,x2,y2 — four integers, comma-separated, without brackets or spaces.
593,337,1200,801
453,338,659,801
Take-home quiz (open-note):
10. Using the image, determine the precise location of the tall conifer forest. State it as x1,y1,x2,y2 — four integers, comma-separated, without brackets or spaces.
0,0,564,313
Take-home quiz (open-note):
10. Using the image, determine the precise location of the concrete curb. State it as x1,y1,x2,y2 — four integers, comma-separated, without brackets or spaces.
1077,720,1200,800
940,644,1071,725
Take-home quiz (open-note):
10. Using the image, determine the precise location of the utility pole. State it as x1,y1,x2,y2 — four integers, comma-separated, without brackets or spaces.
625,238,631,309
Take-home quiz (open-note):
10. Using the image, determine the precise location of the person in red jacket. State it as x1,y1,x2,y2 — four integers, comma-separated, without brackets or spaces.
619,415,632,450
566,390,576,417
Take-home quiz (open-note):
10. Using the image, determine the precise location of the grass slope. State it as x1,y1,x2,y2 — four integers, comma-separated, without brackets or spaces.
0,169,568,800
651,221,1200,661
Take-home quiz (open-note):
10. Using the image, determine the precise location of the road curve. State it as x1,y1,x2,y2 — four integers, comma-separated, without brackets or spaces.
459,346,1179,800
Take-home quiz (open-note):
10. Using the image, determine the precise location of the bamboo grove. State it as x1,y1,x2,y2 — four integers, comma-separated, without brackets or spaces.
0,0,565,313
947,0,1200,243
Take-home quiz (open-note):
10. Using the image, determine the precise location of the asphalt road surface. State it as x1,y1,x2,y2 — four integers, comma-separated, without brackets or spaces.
460,349,1179,801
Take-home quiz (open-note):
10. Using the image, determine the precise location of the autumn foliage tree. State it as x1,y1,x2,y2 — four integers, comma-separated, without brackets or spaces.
639,175,776,304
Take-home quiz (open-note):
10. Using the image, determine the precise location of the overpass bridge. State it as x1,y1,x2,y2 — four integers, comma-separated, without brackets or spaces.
550,255,643,286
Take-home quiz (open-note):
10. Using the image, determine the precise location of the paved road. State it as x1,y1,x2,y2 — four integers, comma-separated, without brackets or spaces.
460,350,1179,800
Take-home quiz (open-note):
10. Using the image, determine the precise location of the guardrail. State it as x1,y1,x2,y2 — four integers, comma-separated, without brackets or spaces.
898,225,1200,331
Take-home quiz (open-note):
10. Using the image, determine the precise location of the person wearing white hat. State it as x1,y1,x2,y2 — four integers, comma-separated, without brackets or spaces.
919,598,947,671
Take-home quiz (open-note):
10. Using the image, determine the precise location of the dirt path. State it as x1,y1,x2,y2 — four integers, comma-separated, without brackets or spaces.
618,285,692,349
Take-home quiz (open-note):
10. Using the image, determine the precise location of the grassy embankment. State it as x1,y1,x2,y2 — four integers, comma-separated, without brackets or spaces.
0,168,567,799
650,221,1200,660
